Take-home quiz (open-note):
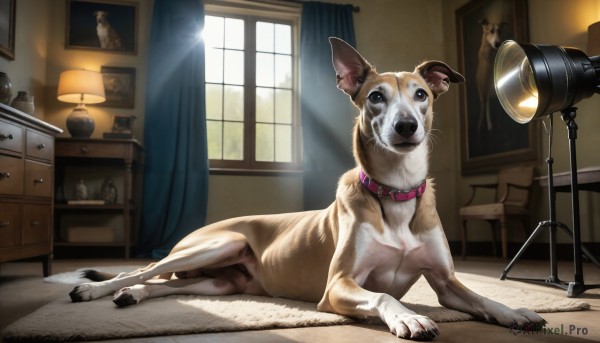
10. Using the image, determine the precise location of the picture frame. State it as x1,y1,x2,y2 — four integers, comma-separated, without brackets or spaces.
99,66,136,108
66,0,138,54
456,0,540,175
0,0,16,60
103,114,135,139
112,114,134,134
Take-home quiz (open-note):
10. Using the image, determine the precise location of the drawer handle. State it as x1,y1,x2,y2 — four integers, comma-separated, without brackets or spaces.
0,221,9,228
37,143,46,149
80,145,89,153
0,172,10,179
34,178,44,184
0,133,14,140
31,220,41,226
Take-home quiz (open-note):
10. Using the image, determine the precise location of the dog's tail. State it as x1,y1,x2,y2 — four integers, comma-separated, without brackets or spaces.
81,269,117,282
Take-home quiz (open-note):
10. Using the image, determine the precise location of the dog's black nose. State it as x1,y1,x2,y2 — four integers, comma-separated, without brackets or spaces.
394,118,418,138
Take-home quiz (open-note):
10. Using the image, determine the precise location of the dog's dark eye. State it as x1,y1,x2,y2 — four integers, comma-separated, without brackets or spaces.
414,89,428,102
368,91,385,104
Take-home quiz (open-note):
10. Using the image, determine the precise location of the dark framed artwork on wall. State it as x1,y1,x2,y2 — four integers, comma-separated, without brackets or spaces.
456,0,540,174
0,0,16,60
66,0,138,54
99,66,135,108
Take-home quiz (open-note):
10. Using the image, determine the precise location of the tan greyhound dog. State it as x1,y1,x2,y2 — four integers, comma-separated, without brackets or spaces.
70,38,545,340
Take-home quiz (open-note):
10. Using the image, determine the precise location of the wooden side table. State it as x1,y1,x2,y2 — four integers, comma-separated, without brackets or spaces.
54,138,143,258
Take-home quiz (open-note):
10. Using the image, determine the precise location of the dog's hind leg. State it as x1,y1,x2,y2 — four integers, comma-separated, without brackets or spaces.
112,277,234,307
69,231,250,302
112,264,257,307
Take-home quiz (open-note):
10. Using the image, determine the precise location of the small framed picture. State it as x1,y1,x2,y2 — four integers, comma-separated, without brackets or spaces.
99,66,135,108
66,0,138,54
0,0,16,60
103,114,135,139
112,114,134,134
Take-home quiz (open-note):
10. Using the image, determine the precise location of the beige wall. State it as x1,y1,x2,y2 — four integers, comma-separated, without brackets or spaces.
2,0,599,244
42,0,152,141
1,0,151,139
0,0,50,118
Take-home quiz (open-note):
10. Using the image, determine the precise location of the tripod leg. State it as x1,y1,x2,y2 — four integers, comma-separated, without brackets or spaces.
500,221,549,280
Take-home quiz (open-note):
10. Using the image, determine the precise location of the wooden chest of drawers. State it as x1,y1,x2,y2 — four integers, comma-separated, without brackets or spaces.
0,103,62,276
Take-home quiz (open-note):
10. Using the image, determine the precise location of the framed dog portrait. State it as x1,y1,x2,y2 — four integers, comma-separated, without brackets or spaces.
0,0,15,60
66,0,138,54
456,0,540,175
99,66,136,108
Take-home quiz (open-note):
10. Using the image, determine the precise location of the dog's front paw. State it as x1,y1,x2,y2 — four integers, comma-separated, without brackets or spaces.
113,285,149,307
497,308,547,328
388,313,439,341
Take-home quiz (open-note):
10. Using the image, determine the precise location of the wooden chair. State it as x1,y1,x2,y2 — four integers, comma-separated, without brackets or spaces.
459,166,534,259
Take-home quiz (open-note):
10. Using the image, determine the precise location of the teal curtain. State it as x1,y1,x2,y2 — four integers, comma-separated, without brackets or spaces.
136,0,208,258
301,2,356,210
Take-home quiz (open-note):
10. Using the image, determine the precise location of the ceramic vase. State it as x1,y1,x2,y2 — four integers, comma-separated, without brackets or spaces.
101,177,118,204
74,179,88,200
10,91,35,115
0,72,13,105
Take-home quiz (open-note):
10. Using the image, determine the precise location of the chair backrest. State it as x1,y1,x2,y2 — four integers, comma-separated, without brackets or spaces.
496,166,534,207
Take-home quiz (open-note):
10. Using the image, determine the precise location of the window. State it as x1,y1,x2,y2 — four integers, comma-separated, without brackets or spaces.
203,4,300,173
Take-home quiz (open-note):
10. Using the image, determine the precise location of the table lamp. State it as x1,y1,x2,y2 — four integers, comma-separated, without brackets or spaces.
57,69,106,138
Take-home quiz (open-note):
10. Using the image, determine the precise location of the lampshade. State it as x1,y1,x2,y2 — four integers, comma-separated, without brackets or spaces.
494,40,600,123
57,69,106,104
588,22,600,57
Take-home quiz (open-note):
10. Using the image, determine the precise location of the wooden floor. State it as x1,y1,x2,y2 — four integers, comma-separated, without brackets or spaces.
1,258,599,343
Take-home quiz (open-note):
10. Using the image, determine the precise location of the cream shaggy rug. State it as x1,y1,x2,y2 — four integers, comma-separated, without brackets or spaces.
1,267,590,342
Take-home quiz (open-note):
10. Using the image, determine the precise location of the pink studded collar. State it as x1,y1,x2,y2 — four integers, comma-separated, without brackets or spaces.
359,169,426,202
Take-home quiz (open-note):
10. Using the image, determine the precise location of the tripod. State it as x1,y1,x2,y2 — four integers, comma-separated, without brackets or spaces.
500,108,600,297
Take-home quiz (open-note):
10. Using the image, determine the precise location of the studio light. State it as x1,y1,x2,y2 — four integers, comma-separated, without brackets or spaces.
494,40,600,123
494,40,600,297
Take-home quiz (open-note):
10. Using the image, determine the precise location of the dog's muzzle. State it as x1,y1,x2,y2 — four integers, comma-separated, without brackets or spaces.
393,118,418,139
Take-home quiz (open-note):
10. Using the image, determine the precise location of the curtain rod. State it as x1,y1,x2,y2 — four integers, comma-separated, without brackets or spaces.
268,0,360,12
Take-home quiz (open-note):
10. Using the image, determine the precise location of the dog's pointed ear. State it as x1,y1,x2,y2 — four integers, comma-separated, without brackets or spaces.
330,37,372,97
415,61,464,99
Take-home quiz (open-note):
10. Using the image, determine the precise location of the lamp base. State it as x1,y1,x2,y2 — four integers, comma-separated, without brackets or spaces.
66,105,95,138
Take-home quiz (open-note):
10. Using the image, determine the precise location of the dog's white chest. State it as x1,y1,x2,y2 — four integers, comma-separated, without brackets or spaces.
354,202,430,295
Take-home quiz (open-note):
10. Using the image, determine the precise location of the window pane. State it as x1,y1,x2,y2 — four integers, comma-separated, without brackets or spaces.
275,124,292,162
256,53,274,87
224,18,244,50
275,54,292,88
205,48,223,83
205,84,223,120
204,16,224,48
275,24,291,54
256,123,274,161
224,50,244,85
256,87,274,123
223,122,244,160
223,85,243,121
275,89,292,124
256,22,274,52
207,121,222,159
